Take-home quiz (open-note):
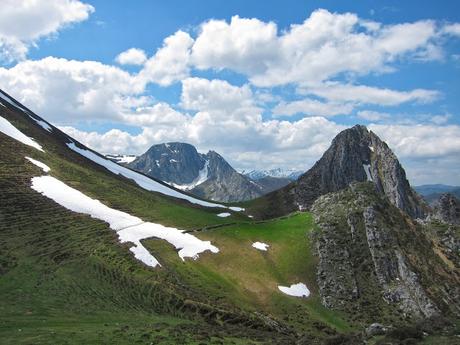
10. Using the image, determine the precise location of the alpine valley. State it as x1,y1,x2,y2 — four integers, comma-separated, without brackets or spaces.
1,87,459,345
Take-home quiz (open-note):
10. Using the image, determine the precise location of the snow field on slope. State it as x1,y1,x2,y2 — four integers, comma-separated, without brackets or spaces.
25,157,50,172
67,143,232,209
278,283,310,297
30,175,219,267
0,115,43,152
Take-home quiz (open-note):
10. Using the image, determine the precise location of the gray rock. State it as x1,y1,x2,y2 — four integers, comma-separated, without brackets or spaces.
128,142,263,202
365,323,387,337
257,125,427,219
431,193,460,225
310,183,458,321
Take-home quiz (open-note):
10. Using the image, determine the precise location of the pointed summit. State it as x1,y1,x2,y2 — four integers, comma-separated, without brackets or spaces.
252,125,426,219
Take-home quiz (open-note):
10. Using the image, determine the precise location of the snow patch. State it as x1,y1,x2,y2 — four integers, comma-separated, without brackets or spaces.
369,146,374,153
30,175,219,267
363,164,373,182
170,159,178,163
30,116,52,132
252,242,269,251
66,143,230,209
217,212,231,218
278,283,310,298
172,160,210,191
0,115,43,152
229,206,245,212
0,91,29,113
25,157,50,172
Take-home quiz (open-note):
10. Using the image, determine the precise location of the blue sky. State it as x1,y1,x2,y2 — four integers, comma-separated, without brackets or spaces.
0,0,459,185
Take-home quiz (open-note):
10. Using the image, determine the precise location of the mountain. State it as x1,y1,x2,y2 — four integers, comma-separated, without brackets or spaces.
242,168,304,181
128,142,264,202
1,88,459,344
248,125,427,220
311,182,459,324
415,184,460,203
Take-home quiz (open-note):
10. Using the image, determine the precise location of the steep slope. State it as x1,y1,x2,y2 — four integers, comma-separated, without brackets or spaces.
253,176,292,194
190,150,262,202
248,125,427,220
311,183,459,324
129,143,263,202
0,89,357,344
0,90,298,344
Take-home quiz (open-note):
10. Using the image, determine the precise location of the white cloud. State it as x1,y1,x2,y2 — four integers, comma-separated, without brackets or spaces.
300,82,439,106
357,110,390,121
0,57,142,123
442,23,460,36
180,77,256,113
115,48,147,65
371,124,460,159
430,114,451,125
138,30,194,86
0,0,94,63
191,16,278,75
189,9,444,87
272,98,354,117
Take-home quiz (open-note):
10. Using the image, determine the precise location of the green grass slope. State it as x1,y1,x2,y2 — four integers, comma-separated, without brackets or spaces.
0,92,350,343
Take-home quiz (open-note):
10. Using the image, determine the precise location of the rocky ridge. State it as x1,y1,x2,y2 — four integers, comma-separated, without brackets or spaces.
251,125,427,220
311,183,459,322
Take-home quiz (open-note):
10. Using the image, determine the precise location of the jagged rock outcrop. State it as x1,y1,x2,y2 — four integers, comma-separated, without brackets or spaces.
128,142,262,202
431,193,460,225
311,183,459,321
251,125,427,219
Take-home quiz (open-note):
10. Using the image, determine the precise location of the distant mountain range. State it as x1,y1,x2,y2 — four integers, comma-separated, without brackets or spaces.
124,142,295,202
414,184,460,203
240,168,303,181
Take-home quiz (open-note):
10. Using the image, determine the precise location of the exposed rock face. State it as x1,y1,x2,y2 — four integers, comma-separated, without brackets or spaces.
190,151,262,202
128,143,262,202
431,193,460,225
129,143,205,186
253,125,426,219
311,183,459,321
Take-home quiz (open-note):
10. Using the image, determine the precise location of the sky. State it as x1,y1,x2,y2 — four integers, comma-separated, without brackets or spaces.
0,0,459,185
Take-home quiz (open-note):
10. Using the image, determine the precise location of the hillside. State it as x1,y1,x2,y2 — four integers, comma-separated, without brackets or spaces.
0,90,352,344
1,89,459,344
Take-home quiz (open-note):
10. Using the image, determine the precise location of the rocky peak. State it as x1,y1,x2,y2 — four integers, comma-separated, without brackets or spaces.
129,142,206,185
432,193,460,225
291,125,426,218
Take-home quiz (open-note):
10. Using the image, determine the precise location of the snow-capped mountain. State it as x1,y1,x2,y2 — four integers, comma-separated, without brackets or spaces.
241,168,303,181
127,142,263,202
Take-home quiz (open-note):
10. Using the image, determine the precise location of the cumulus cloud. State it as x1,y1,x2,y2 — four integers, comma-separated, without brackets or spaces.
138,30,194,86
442,23,460,36
300,82,439,106
0,57,142,123
272,99,354,117
189,10,445,87
0,0,94,63
115,48,147,65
